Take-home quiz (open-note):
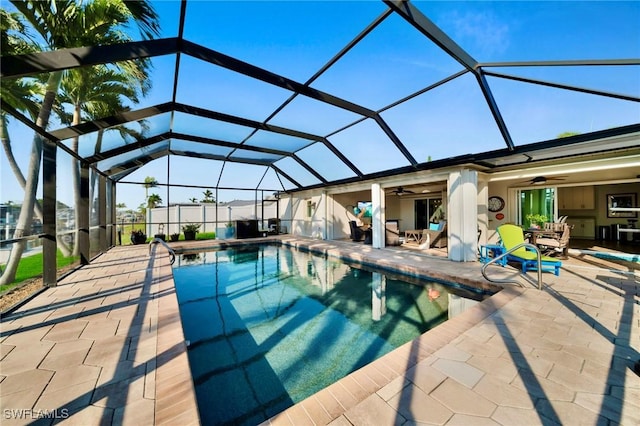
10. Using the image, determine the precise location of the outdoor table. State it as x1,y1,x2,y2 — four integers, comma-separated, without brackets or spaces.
405,230,422,243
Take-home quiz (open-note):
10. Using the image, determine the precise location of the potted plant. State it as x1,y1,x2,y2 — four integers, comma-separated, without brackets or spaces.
224,221,235,239
526,213,548,229
169,232,180,242
154,227,166,242
130,229,147,244
182,223,201,241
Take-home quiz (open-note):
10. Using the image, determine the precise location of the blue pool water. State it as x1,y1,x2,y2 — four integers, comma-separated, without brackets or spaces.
172,244,491,425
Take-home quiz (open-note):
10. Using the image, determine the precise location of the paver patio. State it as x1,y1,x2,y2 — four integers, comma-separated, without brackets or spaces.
1,236,638,425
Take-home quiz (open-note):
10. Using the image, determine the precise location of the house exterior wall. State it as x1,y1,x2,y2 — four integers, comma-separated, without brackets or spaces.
486,180,511,244
288,192,325,238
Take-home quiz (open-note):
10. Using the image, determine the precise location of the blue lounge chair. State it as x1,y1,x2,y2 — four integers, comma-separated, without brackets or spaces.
497,224,562,276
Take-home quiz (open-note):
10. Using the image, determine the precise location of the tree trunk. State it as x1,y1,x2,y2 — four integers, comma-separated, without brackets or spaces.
0,115,44,222
0,115,71,256
0,72,62,286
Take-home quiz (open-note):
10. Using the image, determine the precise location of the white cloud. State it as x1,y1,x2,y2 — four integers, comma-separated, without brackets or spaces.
441,10,511,58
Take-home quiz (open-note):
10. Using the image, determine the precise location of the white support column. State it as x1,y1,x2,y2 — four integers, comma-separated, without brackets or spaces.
177,204,182,235
447,169,478,261
477,177,489,247
323,191,335,240
319,191,327,240
371,183,385,248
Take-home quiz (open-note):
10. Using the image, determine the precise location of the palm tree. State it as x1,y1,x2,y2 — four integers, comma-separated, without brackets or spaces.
0,0,159,285
57,63,151,256
189,197,198,204
137,203,146,220
558,131,580,138
147,193,162,209
1,79,43,217
143,176,158,202
0,9,76,256
0,9,42,219
201,189,215,203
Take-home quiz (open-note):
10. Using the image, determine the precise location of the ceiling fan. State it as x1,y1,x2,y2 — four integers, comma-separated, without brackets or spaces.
522,176,568,185
390,186,415,195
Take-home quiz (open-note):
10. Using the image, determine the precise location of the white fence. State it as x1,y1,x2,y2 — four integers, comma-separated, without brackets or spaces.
147,203,279,236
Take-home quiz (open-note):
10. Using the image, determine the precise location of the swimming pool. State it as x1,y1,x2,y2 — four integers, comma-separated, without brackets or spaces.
172,244,491,425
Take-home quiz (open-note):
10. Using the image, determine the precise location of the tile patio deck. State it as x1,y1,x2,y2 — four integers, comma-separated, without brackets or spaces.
0,236,638,425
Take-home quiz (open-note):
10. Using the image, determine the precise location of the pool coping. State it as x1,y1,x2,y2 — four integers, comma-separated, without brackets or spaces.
151,244,201,425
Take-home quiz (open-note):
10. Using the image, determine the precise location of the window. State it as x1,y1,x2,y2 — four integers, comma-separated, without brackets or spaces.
306,200,316,218
414,198,443,229
518,188,556,228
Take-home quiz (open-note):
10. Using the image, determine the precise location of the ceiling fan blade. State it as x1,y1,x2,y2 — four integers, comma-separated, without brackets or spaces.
522,175,569,184
393,186,415,195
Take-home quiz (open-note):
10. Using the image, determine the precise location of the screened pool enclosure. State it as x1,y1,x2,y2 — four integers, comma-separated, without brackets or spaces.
1,0,639,286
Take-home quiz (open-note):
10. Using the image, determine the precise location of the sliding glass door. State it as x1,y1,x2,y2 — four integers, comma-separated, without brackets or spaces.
414,198,443,229
518,188,557,228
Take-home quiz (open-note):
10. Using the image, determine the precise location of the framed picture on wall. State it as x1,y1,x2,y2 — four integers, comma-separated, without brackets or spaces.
607,193,637,218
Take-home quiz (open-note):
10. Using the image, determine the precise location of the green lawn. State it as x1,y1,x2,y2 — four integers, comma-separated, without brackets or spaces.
0,250,79,293
197,232,216,240
1,230,217,293
118,223,146,245
155,231,217,242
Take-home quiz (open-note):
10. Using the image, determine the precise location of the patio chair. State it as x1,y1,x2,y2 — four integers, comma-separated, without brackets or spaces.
424,221,447,248
349,220,365,242
497,224,562,276
535,223,572,258
543,222,565,232
385,220,400,246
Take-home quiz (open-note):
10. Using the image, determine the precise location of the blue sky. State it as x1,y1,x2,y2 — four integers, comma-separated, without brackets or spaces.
1,1,639,210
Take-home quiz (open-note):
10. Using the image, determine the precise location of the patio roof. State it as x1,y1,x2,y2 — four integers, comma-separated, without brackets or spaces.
1,0,639,196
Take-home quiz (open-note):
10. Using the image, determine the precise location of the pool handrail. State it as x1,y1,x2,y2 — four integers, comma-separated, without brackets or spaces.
481,242,543,290
149,237,176,265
